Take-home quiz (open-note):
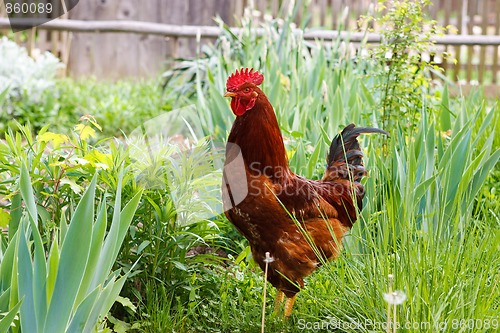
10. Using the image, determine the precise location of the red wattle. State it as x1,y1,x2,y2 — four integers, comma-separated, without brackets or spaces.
231,97,253,116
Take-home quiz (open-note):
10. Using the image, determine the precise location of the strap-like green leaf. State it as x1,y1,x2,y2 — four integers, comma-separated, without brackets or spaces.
44,175,97,333
66,286,100,333
8,194,21,240
0,299,22,333
17,219,37,333
45,237,59,305
19,164,37,227
113,190,143,262
76,195,108,306
0,232,18,290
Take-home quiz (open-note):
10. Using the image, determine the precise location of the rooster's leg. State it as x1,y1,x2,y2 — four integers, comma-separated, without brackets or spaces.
274,290,285,312
284,295,297,317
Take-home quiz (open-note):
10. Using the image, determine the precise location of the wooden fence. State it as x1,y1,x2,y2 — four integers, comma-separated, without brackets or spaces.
0,0,499,88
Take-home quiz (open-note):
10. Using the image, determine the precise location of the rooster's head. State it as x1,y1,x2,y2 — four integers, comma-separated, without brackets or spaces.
224,68,264,116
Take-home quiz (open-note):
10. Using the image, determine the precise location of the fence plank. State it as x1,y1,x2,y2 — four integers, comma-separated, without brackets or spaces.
272,0,280,17
466,0,474,82
478,0,488,82
234,0,244,20
453,0,464,81
441,0,452,73
319,0,326,27
331,0,338,29
493,1,500,83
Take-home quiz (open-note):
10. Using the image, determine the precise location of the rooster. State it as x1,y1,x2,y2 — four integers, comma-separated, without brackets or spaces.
222,68,387,317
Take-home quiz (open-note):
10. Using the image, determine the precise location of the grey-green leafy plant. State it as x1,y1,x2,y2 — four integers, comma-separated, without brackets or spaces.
0,164,142,333
0,37,64,134
0,37,63,102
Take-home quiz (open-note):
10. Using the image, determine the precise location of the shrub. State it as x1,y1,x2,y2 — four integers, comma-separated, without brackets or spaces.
359,0,449,133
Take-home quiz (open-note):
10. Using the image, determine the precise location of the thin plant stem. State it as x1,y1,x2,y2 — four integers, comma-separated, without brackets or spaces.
386,274,393,333
261,251,271,333
393,292,397,333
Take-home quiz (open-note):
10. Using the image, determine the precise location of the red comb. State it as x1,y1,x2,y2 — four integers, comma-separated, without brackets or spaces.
226,68,264,91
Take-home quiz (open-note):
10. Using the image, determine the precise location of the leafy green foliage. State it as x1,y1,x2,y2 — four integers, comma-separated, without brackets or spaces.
0,223,23,333
0,76,170,138
317,98,500,331
359,0,449,134
52,79,171,137
0,117,118,236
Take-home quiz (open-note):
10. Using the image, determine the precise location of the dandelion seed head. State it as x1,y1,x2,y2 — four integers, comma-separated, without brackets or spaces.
383,290,407,305
264,252,275,263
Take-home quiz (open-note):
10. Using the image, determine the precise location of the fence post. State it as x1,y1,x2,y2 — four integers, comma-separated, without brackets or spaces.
68,0,236,78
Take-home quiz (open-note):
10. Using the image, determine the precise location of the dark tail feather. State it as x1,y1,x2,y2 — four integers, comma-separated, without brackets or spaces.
323,123,388,182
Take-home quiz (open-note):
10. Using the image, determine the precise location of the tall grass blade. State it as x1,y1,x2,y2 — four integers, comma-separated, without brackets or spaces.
8,194,21,240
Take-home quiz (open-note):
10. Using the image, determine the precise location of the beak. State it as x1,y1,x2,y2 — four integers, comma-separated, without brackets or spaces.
224,91,237,98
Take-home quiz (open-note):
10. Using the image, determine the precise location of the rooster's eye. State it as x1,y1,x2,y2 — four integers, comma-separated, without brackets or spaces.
243,87,251,93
